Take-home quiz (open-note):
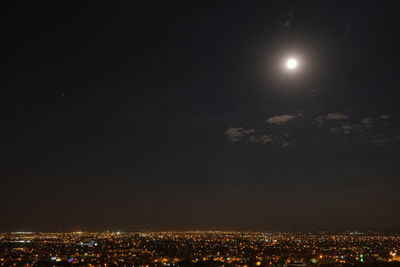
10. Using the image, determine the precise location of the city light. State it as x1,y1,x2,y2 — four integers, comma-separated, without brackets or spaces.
0,231,399,266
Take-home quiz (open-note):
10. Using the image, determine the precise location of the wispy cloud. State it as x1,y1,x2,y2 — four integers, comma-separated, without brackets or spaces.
226,112,397,148
360,117,373,125
372,134,391,146
325,112,350,120
247,135,273,144
280,140,293,148
225,128,293,148
314,115,325,127
248,133,293,148
314,112,350,127
377,114,391,120
224,127,254,142
266,113,302,124
330,123,355,135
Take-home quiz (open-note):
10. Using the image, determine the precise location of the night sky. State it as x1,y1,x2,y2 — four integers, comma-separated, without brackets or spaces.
2,1,400,232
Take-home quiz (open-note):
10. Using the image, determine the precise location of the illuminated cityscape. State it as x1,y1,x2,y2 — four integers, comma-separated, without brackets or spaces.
1,231,399,266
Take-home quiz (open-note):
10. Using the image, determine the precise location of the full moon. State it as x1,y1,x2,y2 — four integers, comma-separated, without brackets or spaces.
286,58,298,69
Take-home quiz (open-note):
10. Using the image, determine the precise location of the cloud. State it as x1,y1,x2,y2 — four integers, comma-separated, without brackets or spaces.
247,133,293,147
313,116,325,127
247,135,273,144
280,140,293,148
226,112,395,148
340,123,354,134
266,113,302,124
330,122,358,135
225,127,293,148
224,127,254,142
314,112,350,125
325,112,350,120
360,117,373,125
372,134,390,146
360,117,374,130
377,114,391,120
